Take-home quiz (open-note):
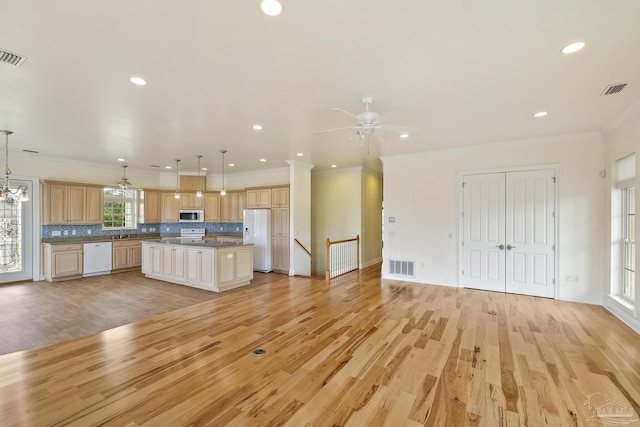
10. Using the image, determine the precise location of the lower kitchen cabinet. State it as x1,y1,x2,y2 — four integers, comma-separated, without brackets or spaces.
112,240,143,272
42,243,84,282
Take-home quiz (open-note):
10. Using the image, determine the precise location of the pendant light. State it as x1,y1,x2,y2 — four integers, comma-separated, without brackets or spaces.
0,130,28,202
117,165,132,190
174,159,181,199
195,155,203,198
220,150,227,196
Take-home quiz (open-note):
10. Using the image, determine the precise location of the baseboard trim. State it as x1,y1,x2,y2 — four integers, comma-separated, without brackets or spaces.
603,296,640,335
361,258,382,269
557,294,603,305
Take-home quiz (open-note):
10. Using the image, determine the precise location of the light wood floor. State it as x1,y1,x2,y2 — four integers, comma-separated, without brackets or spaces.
1,266,639,426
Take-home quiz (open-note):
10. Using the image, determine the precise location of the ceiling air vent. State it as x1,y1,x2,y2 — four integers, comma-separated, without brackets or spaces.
0,48,26,67
601,83,627,96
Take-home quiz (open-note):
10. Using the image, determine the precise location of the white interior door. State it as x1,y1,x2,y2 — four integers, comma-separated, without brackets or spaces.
461,169,556,297
461,173,506,292
505,170,555,297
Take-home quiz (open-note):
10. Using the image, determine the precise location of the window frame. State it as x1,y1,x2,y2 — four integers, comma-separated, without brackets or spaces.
621,185,635,302
103,187,138,230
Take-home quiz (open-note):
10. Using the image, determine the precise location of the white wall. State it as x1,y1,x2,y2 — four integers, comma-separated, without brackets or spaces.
361,170,383,267
12,152,289,190
289,161,313,276
382,132,606,304
603,103,640,333
311,168,362,277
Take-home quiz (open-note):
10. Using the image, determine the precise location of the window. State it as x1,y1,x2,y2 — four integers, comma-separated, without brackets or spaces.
622,186,635,301
103,188,137,229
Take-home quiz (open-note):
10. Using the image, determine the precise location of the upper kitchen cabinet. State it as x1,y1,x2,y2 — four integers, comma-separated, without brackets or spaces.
246,189,272,209
139,190,161,224
161,192,180,223
42,181,88,225
221,191,245,222
271,187,290,208
85,186,104,224
204,193,221,222
179,193,204,209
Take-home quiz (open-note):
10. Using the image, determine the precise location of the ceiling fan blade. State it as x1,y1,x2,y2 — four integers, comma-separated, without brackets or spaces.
330,108,360,121
382,124,420,134
312,126,359,134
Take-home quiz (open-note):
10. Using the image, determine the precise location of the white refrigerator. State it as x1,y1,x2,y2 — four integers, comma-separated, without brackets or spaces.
243,209,272,272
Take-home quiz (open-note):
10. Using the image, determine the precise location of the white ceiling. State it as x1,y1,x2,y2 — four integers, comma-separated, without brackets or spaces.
1,1,639,175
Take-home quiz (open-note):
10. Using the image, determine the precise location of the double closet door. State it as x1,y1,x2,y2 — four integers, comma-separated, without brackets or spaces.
461,169,556,298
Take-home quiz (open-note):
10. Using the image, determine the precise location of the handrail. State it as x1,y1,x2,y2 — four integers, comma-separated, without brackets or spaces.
326,235,360,280
294,238,312,257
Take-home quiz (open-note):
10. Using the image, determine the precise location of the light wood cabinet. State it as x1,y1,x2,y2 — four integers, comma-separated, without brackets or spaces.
112,240,142,271
179,193,204,209
86,187,104,224
246,189,272,209
140,190,161,223
221,192,245,222
43,243,84,282
272,207,290,273
204,194,221,222
141,241,253,292
272,187,290,208
161,193,180,223
43,183,87,225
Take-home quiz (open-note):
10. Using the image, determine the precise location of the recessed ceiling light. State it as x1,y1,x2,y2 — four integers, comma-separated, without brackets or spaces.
331,164,337,168
534,111,548,118
259,0,283,16
117,158,126,162
297,153,304,157
201,167,207,171
399,133,409,139
165,166,172,169
130,76,147,86
228,163,235,167
259,158,266,162
561,41,585,54
253,124,263,130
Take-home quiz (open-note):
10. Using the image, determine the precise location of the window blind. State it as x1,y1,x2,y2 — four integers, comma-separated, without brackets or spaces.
616,153,636,189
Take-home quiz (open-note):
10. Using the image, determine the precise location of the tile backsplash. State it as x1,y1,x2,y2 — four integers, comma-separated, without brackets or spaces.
42,222,242,239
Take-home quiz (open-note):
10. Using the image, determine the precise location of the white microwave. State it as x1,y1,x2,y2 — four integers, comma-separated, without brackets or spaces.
178,210,204,223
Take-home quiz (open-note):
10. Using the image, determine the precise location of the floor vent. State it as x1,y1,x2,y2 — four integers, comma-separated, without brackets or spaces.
388,259,415,278
0,48,26,67
601,83,627,96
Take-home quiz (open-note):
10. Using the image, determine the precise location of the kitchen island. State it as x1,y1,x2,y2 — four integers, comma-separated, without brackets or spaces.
141,239,254,292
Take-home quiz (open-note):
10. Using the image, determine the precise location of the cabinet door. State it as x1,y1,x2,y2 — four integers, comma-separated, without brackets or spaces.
200,251,215,286
221,193,239,222
272,208,289,238
235,192,246,222
258,189,272,208
52,251,83,277
113,246,130,270
174,247,186,280
185,249,200,283
236,247,253,281
150,245,163,275
67,186,87,224
130,245,142,267
272,187,289,208
204,194,221,222
47,185,67,224
161,246,174,276
161,193,180,223
272,238,290,272
86,187,104,224
217,251,236,284
143,191,162,223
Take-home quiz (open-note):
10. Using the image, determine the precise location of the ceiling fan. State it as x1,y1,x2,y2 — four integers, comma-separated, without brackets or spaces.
312,96,415,144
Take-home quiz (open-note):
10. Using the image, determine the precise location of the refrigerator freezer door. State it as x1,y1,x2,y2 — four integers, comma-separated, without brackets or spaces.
243,209,272,272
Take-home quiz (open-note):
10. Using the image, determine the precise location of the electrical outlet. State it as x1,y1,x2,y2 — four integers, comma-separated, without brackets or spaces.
566,275,579,283
87,230,92,235
52,230,61,237
63,230,68,236
71,230,76,236
142,227,147,232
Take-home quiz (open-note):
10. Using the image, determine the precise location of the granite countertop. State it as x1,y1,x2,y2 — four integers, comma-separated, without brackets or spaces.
42,232,243,244
148,239,253,248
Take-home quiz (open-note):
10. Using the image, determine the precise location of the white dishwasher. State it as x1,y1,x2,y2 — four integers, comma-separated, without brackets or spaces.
83,242,113,277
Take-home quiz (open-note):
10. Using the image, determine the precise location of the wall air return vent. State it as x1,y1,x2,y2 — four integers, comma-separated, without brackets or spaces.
388,259,416,278
601,83,627,96
0,48,26,67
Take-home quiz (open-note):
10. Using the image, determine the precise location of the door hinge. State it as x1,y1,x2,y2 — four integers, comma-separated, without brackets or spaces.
462,270,464,275
553,177,556,183
552,278,555,285
462,182,466,188
552,211,555,218
552,245,555,251
462,241,465,247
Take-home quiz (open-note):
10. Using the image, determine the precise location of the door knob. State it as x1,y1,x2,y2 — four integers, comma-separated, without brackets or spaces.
507,244,516,250
496,244,505,250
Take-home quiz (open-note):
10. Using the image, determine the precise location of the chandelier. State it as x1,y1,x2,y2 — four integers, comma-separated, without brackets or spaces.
0,130,28,202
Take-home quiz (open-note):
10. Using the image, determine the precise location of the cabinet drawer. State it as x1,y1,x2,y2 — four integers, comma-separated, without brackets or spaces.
51,244,83,253
112,240,141,248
